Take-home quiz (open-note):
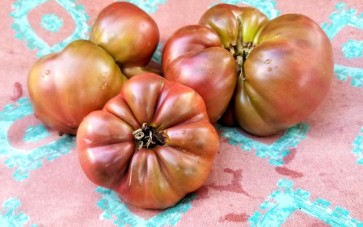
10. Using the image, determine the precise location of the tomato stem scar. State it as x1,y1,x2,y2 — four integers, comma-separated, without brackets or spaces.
132,123,166,149
227,17,256,80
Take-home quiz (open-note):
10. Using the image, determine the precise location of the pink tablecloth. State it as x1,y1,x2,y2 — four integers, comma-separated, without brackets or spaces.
1,0,363,226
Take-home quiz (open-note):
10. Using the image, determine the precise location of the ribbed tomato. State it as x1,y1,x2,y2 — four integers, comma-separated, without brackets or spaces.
28,40,127,135
162,4,333,136
90,2,160,78
77,73,219,209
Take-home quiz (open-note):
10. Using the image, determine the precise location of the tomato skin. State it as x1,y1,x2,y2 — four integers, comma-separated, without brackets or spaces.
199,4,268,48
162,25,237,123
162,4,333,136
27,40,127,135
90,2,159,73
232,14,333,135
77,73,219,209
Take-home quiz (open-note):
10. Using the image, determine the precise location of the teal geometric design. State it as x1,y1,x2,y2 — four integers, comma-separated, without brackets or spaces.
41,14,63,32
96,187,195,227
342,39,363,59
321,2,363,88
152,43,163,64
125,0,169,14
213,0,280,19
11,0,89,57
249,179,363,226
0,97,75,181
22,124,51,143
0,198,37,227
334,64,363,88
352,127,363,165
321,2,363,40
219,123,310,166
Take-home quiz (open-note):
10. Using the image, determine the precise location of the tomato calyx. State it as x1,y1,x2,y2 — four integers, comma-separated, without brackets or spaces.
227,18,256,80
132,123,166,149
231,42,255,80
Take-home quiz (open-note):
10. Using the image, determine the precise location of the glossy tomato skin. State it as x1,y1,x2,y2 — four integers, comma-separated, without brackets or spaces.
163,4,333,136
199,4,268,46
233,14,333,136
90,2,159,74
28,40,127,135
77,73,219,209
162,25,237,123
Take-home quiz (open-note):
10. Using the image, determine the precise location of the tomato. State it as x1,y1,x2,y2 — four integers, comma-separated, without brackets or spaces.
28,40,127,135
162,25,237,123
162,4,334,136
76,73,219,209
90,2,160,78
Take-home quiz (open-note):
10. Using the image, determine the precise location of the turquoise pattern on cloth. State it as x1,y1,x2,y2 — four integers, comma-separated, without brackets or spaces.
353,128,363,165
219,124,310,166
322,2,363,88
11,0,89,57
40,14,64,33
342,39,363,59
249,179,363,226
96,187,195,227
0,98,75,181
0,198,37,227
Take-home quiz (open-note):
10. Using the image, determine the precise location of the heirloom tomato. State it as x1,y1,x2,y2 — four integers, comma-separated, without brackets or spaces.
90,2,160,78
77,73,219,209
28,40,127,135
162,4,334,136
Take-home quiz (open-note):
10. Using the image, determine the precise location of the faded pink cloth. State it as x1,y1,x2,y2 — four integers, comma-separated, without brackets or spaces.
1,0,362,226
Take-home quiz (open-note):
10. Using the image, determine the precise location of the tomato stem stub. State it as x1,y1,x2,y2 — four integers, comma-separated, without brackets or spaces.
132,123,166,149
227,17,256,80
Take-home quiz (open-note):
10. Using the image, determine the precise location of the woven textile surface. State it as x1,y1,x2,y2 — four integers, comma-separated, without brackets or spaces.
0,0,363,226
